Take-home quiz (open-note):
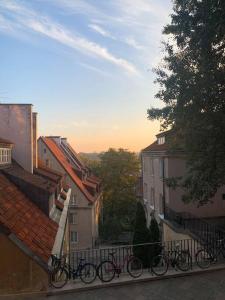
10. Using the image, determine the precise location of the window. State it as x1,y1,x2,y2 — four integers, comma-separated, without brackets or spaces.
46,159,50,167
150,159,154,175
159,194,164,216
0,148,12,165
144,183,148,199
71,194,77,206
143,157,147,173
69,213,78,225
159,159,164,178
71,231,78,243
150,188,155,208
44,148,46,153
158,136,165,145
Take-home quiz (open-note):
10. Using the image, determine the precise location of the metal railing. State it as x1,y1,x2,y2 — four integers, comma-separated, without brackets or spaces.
164,206,225,245
50,238,225,288
54,239,214,273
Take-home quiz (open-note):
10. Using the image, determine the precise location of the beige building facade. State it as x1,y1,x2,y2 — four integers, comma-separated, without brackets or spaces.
142,131,225,241
38,136,101,250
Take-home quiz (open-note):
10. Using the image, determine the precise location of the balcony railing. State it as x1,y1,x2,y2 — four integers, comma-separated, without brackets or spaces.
164,205,225,244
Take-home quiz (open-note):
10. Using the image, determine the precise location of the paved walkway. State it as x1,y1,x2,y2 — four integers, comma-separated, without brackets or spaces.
1,268,225,300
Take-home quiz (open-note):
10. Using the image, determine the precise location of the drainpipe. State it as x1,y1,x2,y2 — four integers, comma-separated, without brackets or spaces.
162,157,166,217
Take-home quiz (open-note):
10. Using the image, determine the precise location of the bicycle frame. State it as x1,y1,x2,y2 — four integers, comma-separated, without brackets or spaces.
205,240,225,261
65,259,86,280
166,247,190,269
109,251,133,275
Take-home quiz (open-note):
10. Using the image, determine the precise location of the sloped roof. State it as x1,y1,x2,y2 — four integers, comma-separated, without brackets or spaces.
40,137,96,203
0,173,58,263
142,141,169,152
3,163,57,194
35,160,63,184
62,140,85,169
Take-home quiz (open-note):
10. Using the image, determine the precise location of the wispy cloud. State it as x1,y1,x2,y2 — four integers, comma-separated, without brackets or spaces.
0,0,139,75
125,37,144,50
42,0,171,67
88,24,114,39
79,62,112,77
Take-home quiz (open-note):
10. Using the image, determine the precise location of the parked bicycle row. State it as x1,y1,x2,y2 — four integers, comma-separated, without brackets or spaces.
49,238,225,288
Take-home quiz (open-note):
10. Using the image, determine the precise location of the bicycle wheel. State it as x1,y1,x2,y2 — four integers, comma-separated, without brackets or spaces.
80,263,97,284
176,251,191,271
196,249,212,269
97,260,116,282
49,267,68,288
151,255,168,276
127,256,143,278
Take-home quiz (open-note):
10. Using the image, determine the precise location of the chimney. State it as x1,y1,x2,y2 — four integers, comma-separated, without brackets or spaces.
61,137,67,145
33,112,38,169
0,104,33,173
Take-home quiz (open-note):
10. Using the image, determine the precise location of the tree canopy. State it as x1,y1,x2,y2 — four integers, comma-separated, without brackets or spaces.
148,0,225,205
133,202,151,267
98,148,140,241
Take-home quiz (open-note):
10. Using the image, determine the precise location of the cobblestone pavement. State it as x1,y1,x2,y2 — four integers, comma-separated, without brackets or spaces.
1,269,225,300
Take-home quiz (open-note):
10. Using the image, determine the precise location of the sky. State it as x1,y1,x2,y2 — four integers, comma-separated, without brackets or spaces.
0,0,172,152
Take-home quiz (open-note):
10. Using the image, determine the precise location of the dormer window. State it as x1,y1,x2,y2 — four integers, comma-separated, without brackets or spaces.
158,136,165,145
0,148,12,165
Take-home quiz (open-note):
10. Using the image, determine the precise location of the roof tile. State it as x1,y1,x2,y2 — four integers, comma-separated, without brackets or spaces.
0,173,58,263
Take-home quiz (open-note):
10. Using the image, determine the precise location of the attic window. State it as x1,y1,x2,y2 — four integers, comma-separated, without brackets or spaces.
158,136,165,145
0,148,12,165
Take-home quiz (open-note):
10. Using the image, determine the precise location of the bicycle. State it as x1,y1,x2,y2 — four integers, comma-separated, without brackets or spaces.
97,248,143,282
49,255,97,288
196,238,225,269
150,243,192,276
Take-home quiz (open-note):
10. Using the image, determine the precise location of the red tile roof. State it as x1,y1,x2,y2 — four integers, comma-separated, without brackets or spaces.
40,137,96,203
0,173,58,263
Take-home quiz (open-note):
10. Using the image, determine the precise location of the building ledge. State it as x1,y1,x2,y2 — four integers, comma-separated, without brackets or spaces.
50,188,71,259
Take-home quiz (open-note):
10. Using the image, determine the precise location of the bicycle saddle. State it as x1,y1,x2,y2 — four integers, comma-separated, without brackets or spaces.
109,251,117,256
